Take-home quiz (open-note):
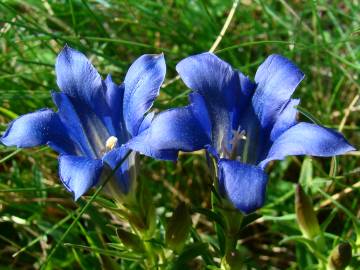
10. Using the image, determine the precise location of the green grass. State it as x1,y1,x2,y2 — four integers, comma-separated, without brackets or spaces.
0,0,359,269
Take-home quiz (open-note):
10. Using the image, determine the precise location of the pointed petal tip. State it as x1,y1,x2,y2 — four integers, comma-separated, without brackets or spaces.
258,53,305,82
57,45,73,62
154,52,164,58
0,123,12,146
137,53,165,63
56,45,88,69
153,53,165,66
105,74,113,81
58,155,86,201
61,44,76,53
73,192,81,201
141,53,165,62
252,54,306,129
261,122,357,169
59,155,103,201
0,108,76,155
123,52,166,136
346,144,356,153
0,134,11,147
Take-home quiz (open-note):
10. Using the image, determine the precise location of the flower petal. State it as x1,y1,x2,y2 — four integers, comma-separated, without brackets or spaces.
218,159,268,214
1,109,77,155
270,98,300,142
55,45,107,110
52,92,110,158
138,112,155,134
59,155,103,200
176,53,239,152
252,54,304,129
260,122,355,169
232,72,256,129
105,75,124,117
102,147,135,193
126,93,211,160
104,75,128,141
123,54,166,137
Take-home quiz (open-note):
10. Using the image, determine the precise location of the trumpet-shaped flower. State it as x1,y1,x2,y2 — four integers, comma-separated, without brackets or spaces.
127,53,355,214
1,45,166,200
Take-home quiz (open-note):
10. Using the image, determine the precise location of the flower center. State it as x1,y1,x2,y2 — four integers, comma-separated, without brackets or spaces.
221,127,247,160
105,136,118,152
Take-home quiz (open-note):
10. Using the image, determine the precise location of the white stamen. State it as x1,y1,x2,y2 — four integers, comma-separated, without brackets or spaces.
105,136,118,151
220,127,247,160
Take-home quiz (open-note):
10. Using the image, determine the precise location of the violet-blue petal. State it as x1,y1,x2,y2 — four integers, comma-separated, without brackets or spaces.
56,46,115,137
126,93,211,161
55,45,107,109
105,76,124,123
104,76,127,140
52,92,94,157
59,155,103,200
123,54,166,137
103,147,134,193
252,54,304,129
52,92,110,158
126,136,179,161
270,98,300,142
234,106,265,164
218,159,268,214
176,52,239,151
260,122,355,169
105,75,124,116
232,72,257,129
138,112,155,134
1,109,77,155
188,92,212,137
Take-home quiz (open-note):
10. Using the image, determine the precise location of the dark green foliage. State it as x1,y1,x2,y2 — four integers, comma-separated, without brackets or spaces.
165,202,192,252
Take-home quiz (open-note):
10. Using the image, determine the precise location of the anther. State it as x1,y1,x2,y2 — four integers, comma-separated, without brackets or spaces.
219,127,247,160
105,136,118,152
229,127,247,160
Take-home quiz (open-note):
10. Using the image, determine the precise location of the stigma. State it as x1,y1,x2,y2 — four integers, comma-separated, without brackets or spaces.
220,127,247,160
105,136,118,152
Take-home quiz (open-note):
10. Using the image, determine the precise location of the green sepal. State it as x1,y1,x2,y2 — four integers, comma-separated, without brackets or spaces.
166,202,192,252
116,228,145,253
295,184,321,240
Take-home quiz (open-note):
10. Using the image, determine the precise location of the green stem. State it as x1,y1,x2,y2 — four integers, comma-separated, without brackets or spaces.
143,240,157,269
41,150,132,268
126,178,158,268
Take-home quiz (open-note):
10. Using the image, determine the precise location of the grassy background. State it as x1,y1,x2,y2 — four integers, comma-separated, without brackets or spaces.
0,0,359,269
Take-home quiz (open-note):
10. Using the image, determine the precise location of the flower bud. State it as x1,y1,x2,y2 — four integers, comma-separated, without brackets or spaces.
295,184,321,239
166,202,192,252
327,242,352,270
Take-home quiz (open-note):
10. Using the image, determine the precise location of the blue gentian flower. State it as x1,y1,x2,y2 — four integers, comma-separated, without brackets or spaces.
126,53,355,214
1,45,166,200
